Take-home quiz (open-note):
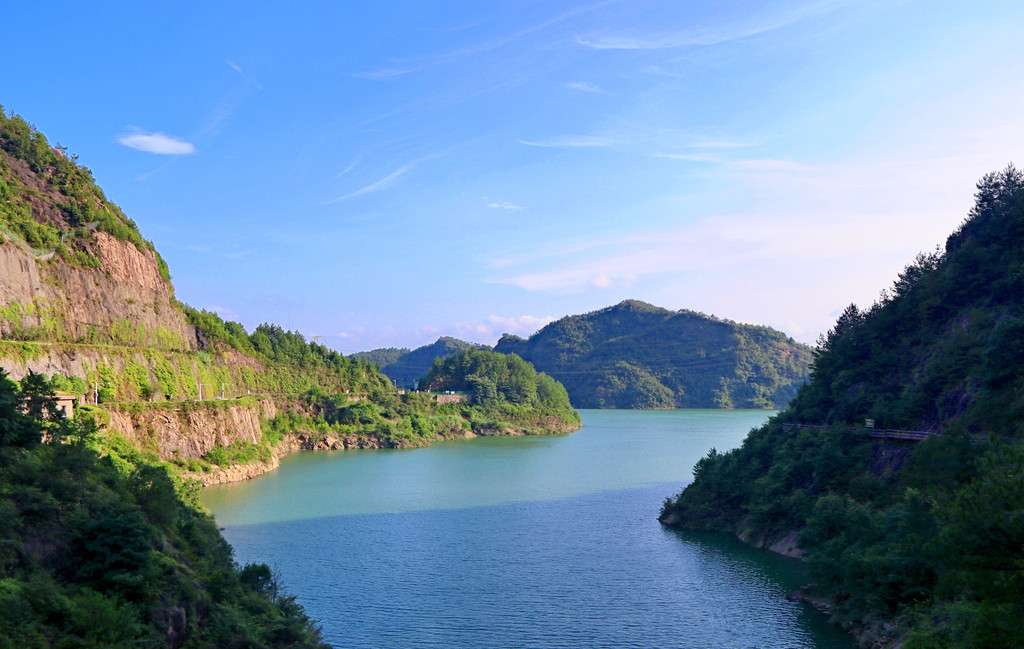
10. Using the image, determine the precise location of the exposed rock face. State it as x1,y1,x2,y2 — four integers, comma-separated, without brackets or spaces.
0,233,194,348
1,344,148,383
106,399,278,460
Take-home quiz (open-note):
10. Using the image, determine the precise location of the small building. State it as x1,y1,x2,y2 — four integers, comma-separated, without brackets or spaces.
24,393,77,419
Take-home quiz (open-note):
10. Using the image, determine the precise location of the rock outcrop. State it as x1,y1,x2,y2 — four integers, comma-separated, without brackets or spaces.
0,233,194,348
106,399,278,460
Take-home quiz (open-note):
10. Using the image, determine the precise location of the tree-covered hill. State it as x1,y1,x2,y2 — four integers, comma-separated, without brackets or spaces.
352,337,490,389
660,166,1024,648
418,348,580,433
494,300,812,409
348,346,410,371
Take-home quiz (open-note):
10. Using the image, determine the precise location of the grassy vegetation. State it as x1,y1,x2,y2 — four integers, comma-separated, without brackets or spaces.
661,166,1024,647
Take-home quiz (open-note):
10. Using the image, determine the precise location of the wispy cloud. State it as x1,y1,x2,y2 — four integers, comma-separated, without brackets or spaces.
487,200,523,211
733,158,816,171
566,81,604,93
519,135,615,148
689,140,760,149
651,152,719,162
327,164,415,202
486,314,555,336
357,1,614,78
486,150,988,306
117,129,196,155
352,68,420,80
227,60,263,90
337,157,361,178
576,1,841,50
416,17,493,33
326,153,444,203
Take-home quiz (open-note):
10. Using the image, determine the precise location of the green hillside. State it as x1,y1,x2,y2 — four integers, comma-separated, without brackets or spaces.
494,300,812,409
660,166,1024,648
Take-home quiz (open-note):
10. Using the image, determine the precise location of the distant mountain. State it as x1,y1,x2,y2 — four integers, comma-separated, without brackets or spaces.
354,337,491,388
349,346,410,369
493,300,812,409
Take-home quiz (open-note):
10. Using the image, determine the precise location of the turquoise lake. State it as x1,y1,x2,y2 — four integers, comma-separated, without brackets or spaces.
202,409,853,648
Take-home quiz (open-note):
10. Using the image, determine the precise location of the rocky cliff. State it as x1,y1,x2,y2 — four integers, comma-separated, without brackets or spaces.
106,399,278,460
0,226,194,348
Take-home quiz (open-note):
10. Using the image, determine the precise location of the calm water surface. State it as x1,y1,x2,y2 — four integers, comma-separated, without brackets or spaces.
203,409,852,649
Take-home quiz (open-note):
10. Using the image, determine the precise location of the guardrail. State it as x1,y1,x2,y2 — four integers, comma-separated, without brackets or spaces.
781,422,937,442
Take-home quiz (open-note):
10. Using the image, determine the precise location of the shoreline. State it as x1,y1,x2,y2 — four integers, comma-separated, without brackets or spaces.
184,421,580,487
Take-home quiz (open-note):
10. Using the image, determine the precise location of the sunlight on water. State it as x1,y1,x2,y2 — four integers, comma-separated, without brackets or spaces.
202,409,772,526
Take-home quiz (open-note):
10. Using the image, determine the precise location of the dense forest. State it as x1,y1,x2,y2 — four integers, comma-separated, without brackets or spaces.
494,300,812,409
185,307,390,397
660,166,1024,648
418,348,580,433
0,371,329,648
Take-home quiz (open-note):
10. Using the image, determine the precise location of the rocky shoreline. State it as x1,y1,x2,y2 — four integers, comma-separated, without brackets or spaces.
184,423,573,487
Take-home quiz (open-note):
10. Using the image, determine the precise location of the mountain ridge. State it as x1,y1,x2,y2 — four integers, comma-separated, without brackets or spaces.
494,299,813,409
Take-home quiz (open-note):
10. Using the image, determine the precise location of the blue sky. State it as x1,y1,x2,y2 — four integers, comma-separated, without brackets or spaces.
4,1,1024,352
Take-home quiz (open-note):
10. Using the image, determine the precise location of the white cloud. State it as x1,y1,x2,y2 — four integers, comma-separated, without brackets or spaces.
566,81,603,93
487,200,523,211
450,314,556,343
118,130,196,155
733,158,817,171
337,158,361,178
326,153,442,203
688,140,760,149
487,314,555,335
